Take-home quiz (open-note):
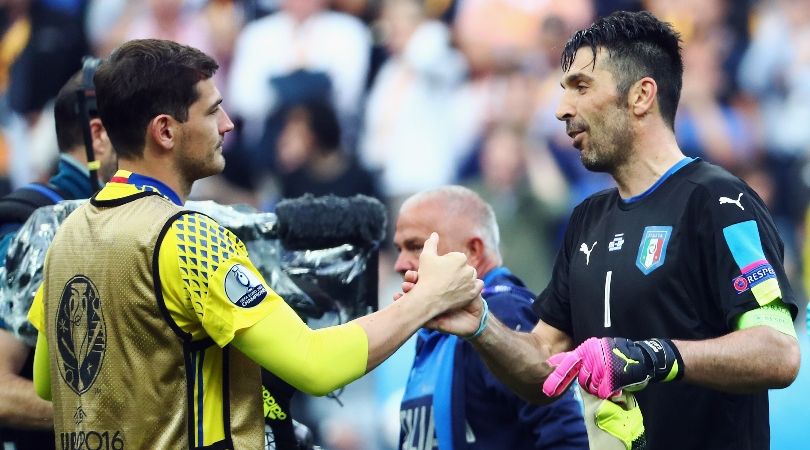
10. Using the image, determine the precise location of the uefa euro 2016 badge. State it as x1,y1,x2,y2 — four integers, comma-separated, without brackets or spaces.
224,263,267,308
56,275,107,395
636,226,673,275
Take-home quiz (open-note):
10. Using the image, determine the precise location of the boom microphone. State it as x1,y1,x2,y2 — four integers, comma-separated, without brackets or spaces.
274,194,387,250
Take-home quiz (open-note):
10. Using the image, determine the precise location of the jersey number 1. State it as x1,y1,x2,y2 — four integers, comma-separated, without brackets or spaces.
604,271,612,328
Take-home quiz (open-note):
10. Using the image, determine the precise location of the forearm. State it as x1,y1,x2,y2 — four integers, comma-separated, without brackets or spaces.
233,303,368,396
352,289,435,371
676,326,800,392
0,373,53,429
0,330,53,429
470,316,556,404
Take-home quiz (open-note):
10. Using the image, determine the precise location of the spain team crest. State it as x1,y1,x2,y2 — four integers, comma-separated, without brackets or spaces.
636,226,673,275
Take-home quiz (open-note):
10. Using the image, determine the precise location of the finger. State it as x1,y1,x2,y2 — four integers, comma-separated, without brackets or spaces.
393,292,404,301
542,351,581,397
547,352,568,367
472,279,484,296
421,232,439,257
401,281,415,293
403,270,419,283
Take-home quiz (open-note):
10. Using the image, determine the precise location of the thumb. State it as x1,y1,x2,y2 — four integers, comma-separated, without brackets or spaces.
542,351,581,397
421,232,439,258
547,352,568,367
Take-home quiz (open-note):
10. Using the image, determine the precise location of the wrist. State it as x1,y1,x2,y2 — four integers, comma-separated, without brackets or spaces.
463,298,489,341
636,338,684,383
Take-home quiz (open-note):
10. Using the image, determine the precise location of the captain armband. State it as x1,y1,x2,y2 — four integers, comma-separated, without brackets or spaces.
735,299,797,338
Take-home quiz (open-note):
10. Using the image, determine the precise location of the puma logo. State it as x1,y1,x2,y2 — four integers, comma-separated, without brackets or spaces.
613,348,640,372
579,241,597,265
719,193,744,211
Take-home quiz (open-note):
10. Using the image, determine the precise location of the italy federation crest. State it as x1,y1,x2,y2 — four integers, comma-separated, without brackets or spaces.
56,275,106,395
636,226,673,275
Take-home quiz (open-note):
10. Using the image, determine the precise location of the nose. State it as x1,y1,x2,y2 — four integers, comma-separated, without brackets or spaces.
219,108,235,134
555,91,574,122
393,252,417,276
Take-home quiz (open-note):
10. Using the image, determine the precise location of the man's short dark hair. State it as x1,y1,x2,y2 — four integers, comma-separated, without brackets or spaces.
561,11,683,129
93,39,218,159
53,71,93,153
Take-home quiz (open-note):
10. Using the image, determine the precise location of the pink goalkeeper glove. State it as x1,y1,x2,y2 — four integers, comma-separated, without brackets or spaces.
542,337,684,399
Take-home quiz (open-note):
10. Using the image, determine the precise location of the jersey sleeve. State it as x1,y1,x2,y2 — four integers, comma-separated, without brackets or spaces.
696,180,797,328
158,212,283,347
533,204,584,337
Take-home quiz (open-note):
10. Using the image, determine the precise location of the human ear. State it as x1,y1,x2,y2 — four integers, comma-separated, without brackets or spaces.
630,77,658,118
465,237,486,268
89,118,108,158
147,115,176,151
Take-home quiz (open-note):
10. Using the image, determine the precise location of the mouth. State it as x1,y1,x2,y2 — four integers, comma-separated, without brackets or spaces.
569,130,585,149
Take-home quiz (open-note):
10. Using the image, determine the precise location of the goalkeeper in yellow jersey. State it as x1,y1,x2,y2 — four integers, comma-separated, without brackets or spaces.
27,38,483,450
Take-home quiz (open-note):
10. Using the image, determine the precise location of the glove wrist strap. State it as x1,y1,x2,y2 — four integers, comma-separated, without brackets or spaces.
637,338,684,383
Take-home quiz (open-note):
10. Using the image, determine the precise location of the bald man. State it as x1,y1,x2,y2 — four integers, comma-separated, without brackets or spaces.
393,186,588,450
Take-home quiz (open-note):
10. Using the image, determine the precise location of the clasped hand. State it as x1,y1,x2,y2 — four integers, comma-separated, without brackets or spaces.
393,233,484,335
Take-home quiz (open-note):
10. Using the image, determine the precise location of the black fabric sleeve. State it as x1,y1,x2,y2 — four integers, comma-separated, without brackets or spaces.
695,179,797,329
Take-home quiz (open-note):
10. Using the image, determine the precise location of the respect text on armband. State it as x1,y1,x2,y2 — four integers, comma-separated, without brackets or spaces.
60,430,125,450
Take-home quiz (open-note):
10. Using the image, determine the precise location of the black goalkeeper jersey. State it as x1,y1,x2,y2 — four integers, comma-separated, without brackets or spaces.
534,158,798,450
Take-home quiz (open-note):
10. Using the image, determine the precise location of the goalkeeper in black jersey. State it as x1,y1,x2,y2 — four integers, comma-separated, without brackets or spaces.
405,11,801,450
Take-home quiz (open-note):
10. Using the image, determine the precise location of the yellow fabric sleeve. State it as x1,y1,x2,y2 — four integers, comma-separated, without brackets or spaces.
158,212,280,345
735,299,797,338
27,285,45,332
33,331,51,400
232,301,368,396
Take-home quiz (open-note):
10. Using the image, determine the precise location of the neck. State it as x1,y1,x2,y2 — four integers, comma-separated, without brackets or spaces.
477,259,501,281
118,156,190,203
612,126,684,199
65,147,89,166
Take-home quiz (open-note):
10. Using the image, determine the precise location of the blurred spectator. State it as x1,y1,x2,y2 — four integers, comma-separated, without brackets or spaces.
738,0,810,161
2,0,88,188
87,0,240,89
675,27,759,168
737,0,810,267
463,122,568,292
453,0,592,78
359,0,465,200
228,0,370,150
277,99,382,201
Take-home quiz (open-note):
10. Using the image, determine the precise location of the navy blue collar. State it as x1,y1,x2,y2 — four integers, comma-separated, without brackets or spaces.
482,266,511,287
110,170,183,206
622,157,695,204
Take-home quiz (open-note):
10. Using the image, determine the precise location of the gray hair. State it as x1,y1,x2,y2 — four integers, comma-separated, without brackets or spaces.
403,186,501,259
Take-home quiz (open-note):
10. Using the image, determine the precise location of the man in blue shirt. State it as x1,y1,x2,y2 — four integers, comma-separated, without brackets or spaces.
392,185,588,450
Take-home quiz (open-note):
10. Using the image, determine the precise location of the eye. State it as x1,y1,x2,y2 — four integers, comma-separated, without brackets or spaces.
576,83,588,94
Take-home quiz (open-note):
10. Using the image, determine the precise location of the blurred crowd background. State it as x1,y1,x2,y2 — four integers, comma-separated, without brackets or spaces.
1,0,809,449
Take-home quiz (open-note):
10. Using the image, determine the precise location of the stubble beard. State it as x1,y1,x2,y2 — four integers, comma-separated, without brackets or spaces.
579,109,633,174
182,140,226,181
